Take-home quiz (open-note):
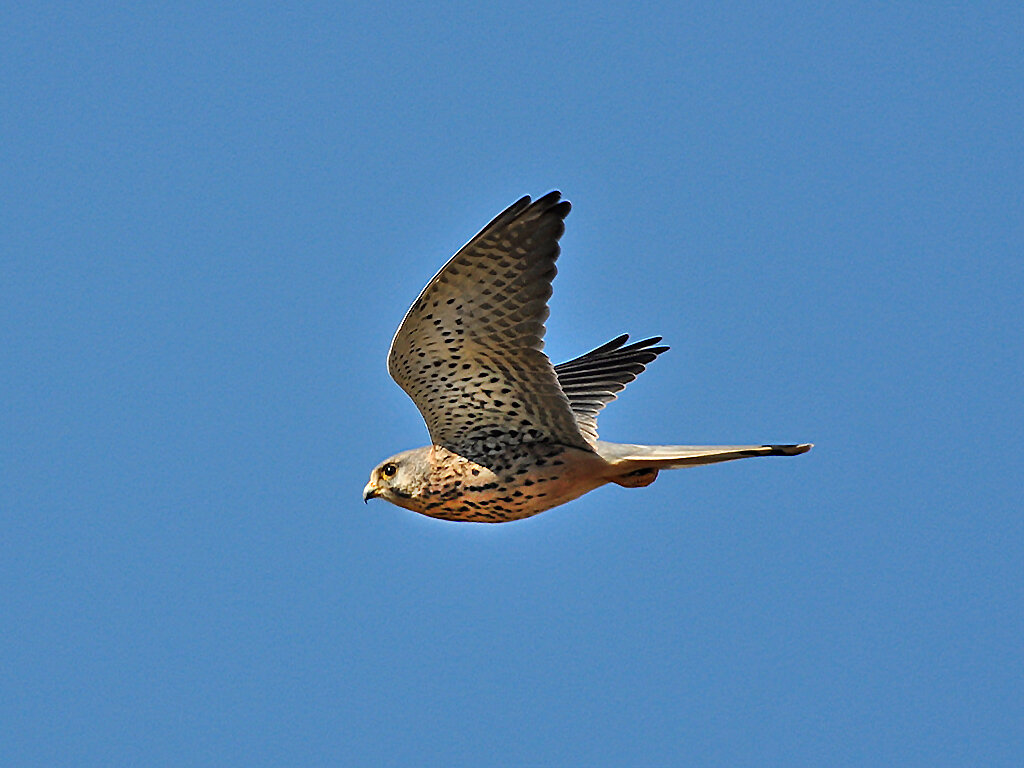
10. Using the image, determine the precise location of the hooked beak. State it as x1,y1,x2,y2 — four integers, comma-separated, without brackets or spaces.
362,482,379,503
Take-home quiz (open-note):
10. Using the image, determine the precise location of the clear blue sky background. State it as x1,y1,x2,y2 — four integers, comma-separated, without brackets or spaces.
3,2,1021,766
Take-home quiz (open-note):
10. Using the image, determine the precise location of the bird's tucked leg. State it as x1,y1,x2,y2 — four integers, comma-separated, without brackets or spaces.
611,467,659,488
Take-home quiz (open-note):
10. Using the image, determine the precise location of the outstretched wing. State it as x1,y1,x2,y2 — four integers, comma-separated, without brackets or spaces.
554,335,669,444
388,192,592,454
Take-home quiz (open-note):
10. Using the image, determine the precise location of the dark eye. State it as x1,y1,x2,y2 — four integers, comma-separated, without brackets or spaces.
381,463,397,477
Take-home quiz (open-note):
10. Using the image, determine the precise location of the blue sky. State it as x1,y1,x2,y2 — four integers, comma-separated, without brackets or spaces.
3,2,1021,765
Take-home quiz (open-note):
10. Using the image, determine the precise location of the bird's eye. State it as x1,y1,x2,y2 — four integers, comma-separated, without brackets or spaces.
381,463,397,477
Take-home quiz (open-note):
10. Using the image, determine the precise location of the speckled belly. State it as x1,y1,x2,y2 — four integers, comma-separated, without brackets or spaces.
410,443,610,523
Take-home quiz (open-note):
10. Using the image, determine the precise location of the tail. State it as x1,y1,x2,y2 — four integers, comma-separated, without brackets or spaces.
596,440,812,487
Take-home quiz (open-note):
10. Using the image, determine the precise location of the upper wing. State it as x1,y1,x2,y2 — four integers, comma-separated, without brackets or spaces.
387,192,592,454
554,335,669,443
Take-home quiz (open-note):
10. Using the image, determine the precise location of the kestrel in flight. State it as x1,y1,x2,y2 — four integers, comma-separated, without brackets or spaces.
363,192,811,522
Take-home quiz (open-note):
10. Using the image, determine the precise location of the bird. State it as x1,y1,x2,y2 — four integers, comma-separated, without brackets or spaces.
363,191,811,522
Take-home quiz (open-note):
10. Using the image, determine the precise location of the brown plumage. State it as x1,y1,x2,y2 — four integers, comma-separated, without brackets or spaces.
363,192,811,522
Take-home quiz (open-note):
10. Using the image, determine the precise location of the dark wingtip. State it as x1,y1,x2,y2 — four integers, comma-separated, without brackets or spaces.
529,190,570,220
629,336,669,356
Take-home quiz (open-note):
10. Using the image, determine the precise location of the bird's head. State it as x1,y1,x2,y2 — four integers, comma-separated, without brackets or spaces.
363,447,431,511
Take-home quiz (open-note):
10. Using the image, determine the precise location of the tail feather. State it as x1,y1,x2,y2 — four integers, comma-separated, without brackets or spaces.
597,440,812,470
